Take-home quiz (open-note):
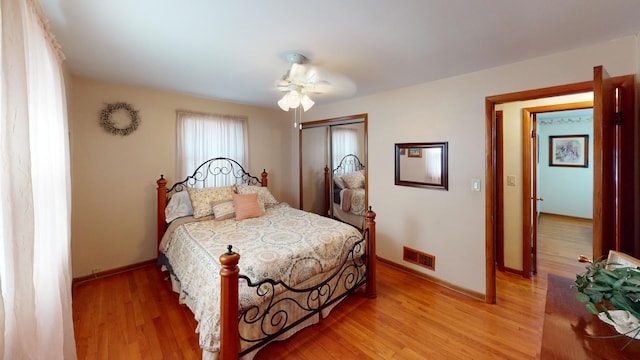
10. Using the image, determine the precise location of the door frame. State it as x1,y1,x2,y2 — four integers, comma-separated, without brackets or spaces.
485,80,594,304
486,71,635,304
496,111,505,272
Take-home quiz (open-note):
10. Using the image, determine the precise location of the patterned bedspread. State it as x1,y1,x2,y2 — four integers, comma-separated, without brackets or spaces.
340,188,366,215
160,203,363,353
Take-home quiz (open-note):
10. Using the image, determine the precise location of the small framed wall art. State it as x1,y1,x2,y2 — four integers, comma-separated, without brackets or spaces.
407,148,422,158
548,134,588,168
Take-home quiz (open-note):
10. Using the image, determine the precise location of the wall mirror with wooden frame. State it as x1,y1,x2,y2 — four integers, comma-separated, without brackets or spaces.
395,142,448,190
300,114,367,229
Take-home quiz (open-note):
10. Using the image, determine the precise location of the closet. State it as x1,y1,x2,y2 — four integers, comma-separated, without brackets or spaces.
299,114,367,229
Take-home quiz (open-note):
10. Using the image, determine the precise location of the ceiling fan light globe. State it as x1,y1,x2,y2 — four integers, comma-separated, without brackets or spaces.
301,94,314,111
277,95,290,111
287,90,301,108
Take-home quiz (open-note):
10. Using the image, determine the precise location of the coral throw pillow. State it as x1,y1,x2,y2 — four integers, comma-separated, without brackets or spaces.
233,193,264,220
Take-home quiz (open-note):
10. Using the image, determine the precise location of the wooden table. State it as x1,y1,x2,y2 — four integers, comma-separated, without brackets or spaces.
541,273,640,359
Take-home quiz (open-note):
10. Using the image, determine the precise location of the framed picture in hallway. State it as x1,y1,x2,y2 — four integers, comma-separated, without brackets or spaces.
548,134,588,168
407,148,422,158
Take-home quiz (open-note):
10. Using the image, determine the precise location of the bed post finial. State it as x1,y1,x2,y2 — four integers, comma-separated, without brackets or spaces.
219,247,240,359
365,206,377,298
261,169,268,187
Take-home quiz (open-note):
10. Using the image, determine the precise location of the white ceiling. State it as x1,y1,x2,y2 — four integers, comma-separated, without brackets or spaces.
40,1,640,109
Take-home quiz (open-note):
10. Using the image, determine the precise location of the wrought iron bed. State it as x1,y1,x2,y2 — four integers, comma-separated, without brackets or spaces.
156,157,377,360
324,154,367,228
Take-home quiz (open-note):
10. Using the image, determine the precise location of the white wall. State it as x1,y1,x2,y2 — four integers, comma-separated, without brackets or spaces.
538,115,594,218
69,77,291,277
302,35,639,295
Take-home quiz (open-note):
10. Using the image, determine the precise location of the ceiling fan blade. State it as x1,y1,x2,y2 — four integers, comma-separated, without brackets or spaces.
275,53,357,101
288,63,308,84
316,69,357,96
303,67,318,84
276,79,291,91
304,80,332,94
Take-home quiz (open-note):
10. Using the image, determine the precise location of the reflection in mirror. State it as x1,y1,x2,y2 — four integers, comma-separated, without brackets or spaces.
300,126,328,215
326,153,366,228
300,114,367,229
395,142,448,190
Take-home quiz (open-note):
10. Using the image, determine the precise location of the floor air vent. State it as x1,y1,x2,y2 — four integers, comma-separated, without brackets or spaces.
403,246,435,271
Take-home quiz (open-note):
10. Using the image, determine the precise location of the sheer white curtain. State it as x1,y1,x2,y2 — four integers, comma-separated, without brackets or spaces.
425,149,442,183
0,0,76,359
331,127,358,168
176,111,248,187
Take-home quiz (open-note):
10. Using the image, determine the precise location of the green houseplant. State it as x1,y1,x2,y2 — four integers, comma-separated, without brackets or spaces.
574,257,640,339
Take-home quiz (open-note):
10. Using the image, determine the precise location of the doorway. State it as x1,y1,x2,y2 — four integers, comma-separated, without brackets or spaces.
523,102,594,276
495,101,595,276
484,66,637,304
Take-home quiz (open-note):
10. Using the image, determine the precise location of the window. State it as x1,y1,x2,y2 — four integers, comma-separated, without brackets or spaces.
176,111,248,187
331,127,359,168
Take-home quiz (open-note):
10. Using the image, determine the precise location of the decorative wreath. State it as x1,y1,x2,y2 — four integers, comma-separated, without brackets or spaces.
99,102,140,136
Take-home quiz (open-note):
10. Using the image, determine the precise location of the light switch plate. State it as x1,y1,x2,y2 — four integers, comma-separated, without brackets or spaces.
471,178,481,192
507,175,516,186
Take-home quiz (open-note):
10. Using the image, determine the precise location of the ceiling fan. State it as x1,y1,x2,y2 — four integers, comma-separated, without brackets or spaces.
276,53,333,112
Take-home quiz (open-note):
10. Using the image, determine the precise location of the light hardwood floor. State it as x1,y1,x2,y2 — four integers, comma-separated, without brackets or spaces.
72,214,592,359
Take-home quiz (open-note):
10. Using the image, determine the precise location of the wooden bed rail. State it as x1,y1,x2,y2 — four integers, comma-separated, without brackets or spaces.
218,207,377,360
365,207,377,298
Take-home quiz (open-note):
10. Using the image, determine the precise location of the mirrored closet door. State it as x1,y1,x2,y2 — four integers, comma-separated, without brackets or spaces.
300,114,367,229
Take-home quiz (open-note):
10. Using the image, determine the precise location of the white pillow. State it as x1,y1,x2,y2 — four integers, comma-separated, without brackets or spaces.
342,171,365,189
236,184,278,205
165,191,193,222
333,175,346,189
